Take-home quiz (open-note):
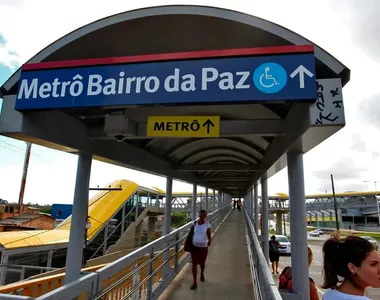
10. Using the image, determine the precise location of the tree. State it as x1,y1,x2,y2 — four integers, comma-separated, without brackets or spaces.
171,212,188,227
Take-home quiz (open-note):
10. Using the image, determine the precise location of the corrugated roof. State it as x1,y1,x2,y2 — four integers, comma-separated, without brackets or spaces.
0,214,43,225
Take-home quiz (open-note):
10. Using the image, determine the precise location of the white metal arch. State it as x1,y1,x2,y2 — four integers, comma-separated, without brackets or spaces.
1,4,349,94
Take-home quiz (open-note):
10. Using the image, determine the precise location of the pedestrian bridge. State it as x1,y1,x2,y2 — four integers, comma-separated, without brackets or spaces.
0,4,350,300
0,205,288,300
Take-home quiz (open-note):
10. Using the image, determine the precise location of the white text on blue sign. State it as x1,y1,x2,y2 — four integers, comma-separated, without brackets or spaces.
15,53,316,110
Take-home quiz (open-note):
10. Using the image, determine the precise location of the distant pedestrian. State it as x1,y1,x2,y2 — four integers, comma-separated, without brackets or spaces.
237,199,242,211
269,235,280,274
322,236,380,299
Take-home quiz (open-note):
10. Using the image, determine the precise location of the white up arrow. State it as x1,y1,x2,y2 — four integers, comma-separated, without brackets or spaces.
290,65,314,89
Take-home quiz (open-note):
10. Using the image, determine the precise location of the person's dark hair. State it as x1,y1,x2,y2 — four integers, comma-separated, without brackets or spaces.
271,235,276,240
322,236,375,289
199,210,207,215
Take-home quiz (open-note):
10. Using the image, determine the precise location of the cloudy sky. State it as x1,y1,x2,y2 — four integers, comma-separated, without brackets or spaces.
0,0,379,205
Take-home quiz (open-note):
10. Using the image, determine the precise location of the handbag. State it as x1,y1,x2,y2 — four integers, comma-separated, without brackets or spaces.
184,222,196,252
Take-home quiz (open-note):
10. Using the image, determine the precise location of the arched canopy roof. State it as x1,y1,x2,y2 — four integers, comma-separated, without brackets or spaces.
1,5,349,95
0,5,350,196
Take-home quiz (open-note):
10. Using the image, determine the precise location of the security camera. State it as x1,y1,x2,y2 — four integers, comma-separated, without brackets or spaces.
114,135,126,142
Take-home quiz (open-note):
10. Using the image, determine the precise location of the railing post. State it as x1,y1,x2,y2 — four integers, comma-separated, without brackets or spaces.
132,264,140,300
47,249,53,268
175,232,180,273
121,204,126,234
103,222,108,254
0,252,9,285
147,247,154,300
20,266,26,281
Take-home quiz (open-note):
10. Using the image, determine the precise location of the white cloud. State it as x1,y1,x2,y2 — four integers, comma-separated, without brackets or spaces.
0,0,379,204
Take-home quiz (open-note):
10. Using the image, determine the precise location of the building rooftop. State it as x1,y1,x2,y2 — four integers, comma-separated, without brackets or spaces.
0,214,48,225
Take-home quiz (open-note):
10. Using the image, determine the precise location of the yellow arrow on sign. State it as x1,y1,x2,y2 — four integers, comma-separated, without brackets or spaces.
147,116,220,138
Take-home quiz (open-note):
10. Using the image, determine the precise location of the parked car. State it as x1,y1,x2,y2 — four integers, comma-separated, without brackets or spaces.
273,235,291,255
361,236,379,250
309,230,320,237
315,229,324,235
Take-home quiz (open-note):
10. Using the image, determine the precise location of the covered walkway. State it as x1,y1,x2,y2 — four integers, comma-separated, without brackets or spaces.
0,4,350,300
159,210,253,300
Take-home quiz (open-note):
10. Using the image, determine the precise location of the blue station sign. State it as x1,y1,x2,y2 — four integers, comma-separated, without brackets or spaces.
15,45,317,110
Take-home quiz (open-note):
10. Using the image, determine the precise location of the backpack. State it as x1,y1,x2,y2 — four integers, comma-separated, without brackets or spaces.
279,267,291,290
279,267,315,291
269,240,279,253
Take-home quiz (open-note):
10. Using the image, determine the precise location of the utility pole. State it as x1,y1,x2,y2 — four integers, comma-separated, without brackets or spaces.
18,142,32,205
330,174,339,231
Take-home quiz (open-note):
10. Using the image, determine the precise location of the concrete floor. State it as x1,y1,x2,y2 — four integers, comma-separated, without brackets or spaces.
159,210,254,300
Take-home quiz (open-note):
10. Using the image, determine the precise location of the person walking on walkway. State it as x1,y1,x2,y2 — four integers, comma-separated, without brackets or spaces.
279,247,319,300
190,209,212,290
269,235,280,274
322,236,380,299
237,199,242,211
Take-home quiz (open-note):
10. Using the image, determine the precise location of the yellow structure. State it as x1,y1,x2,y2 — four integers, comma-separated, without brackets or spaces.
0,180,138,249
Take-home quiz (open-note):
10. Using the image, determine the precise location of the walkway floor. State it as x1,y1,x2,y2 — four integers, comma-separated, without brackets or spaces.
159,210,253,300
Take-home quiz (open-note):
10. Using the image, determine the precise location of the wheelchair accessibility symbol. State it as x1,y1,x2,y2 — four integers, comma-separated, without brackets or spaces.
253,62,287,94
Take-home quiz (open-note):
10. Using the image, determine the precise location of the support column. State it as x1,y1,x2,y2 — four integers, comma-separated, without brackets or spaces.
121,204,126,233
163,176,173,278
205,188,209,212
217,191,221,209
261,176,269,264
164,177,173,235
254,182,259,232
250,188,254,218
212,190,216,212
156,193,159,208
192,184,197,220
329,211,333,228
65,153,92,284
287,150,310,300
276,213,283,235
135,190,139,219
47,249,53,268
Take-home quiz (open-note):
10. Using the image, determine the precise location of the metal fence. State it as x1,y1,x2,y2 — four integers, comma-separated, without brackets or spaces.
242,206,282,300
1,204,231,300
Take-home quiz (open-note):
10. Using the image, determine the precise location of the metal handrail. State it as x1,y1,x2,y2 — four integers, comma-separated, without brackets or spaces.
243,205,282,300
93,204,231,299
0,204,230,299
90,204,136,259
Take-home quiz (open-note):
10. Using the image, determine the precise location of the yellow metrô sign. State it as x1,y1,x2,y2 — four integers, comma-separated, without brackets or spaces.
147,116,220,138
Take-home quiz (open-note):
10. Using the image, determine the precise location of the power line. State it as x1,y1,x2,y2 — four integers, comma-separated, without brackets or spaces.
0,143,47,164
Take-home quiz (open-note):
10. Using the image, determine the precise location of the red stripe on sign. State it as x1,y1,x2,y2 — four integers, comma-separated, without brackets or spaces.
22,45,314,71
